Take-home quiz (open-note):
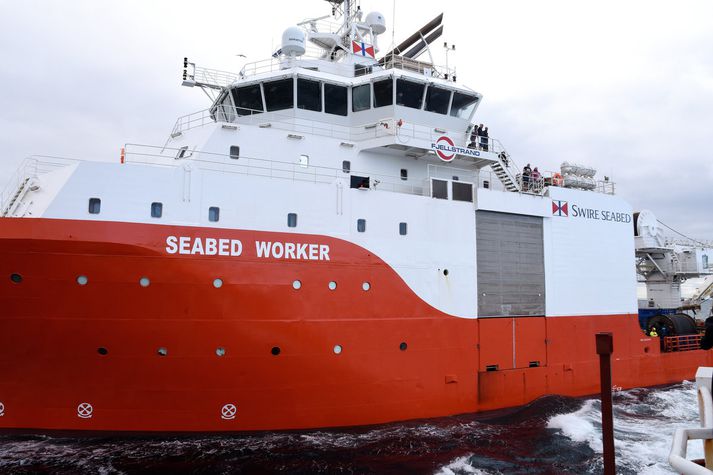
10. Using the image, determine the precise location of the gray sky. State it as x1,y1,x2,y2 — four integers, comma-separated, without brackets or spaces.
1,0,712,238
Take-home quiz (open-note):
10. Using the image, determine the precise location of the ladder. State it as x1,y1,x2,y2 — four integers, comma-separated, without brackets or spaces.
491,154,520,192
1,177,30,217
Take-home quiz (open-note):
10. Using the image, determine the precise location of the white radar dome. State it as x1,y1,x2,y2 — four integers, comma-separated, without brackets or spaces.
281,26,306,56
366,11,386,35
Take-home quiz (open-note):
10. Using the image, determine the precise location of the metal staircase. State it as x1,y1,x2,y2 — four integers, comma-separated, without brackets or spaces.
490,152,520,192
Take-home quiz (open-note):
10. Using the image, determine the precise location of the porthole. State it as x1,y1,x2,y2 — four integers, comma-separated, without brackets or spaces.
10,273,22,284
362,282,371,291
400,342,408,351
139,277,150,287
292,280,302,290
328,281,337,291
157,347,168,356
97,347,108,355
333,345,343,355
271,346,281,356
216,347,226,357
77,275,88,286
213,278,223,288
443,269,449,276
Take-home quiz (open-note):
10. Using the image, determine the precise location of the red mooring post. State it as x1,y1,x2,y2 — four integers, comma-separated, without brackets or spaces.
596,332,616,474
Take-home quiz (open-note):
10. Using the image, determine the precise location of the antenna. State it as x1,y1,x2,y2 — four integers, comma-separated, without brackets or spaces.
181,56,239,102
402,25,443,59
381,13,443,58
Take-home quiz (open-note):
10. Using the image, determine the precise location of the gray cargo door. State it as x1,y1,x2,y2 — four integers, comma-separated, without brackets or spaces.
476,210,545,317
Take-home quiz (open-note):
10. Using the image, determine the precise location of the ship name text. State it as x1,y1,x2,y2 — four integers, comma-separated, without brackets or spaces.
571,205,631,223
164,236,330,260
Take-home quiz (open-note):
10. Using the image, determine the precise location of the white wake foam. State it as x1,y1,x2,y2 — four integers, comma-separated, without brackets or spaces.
547,381,704,474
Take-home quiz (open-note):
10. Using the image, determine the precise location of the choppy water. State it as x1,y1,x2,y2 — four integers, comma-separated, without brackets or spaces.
0,382,702,474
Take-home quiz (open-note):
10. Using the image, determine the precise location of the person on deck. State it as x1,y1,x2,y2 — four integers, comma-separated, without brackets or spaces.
498,151,509,168
531,167,541,189
469,126,478,148
701,317,713,350
522,163,532,191
481,126,489,152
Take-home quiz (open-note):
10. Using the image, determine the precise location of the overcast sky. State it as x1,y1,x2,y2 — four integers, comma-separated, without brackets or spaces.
1,0,712,238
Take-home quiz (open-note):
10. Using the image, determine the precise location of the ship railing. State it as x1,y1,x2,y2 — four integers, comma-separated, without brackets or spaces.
123,144,427,196
190,65,239,89
1,155,79,216
380,54,455,81
240,45,345,78
663,334,703,352
170,105,473,147
666,238,713,249
669,367,713,473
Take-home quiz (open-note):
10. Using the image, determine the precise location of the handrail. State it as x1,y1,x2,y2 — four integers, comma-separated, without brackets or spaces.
670,428,713,474
170,105,472,146
669,367,713,473
124,144,428,196
1,156,79,215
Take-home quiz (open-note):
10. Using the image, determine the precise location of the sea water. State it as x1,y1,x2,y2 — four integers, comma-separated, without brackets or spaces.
0,382,702,474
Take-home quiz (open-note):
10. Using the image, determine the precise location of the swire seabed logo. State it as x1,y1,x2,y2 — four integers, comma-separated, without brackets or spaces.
552,200,569,217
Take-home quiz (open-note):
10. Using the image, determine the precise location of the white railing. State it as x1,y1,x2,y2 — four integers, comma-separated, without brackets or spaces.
188,65,239,89
381,54,456,81
170,105,471,146
124,144,427,196
1,156,79,216
669,367,713,474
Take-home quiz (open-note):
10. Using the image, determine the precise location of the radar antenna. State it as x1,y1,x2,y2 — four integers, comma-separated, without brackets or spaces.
181,57,239,102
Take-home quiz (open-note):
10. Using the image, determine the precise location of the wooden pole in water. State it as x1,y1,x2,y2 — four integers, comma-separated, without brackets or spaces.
596,332,616,475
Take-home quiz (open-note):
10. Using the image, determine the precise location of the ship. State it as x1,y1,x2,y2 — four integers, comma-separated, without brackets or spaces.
1,0,712,433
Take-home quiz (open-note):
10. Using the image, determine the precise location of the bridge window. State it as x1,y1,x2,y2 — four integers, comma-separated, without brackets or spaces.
231,84,264,116
452,182,473,202
325,83,347,116
425,86,452,115
432,179,448,199
450,92,479,119
287,213,297,228
209,207,220,222
88,198,101,214
373,78,393,108
342,160,351,173
352,84,371,112
214,92,235,122
229,145,240,159
396,79,425,109
400,169,408,181
297,78,322,112
151,202,163,218
264,78,294,112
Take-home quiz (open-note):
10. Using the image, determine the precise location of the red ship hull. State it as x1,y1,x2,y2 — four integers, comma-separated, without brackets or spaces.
1,218,710,432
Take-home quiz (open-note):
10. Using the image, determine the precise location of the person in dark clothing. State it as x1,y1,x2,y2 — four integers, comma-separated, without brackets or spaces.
469,125,478,148
522,163,532,191
701,316,713,349
498,151,509,167
481,126,489,151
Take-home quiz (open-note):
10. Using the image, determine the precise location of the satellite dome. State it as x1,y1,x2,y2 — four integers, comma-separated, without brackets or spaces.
366,11,386,35
281,26,306,56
